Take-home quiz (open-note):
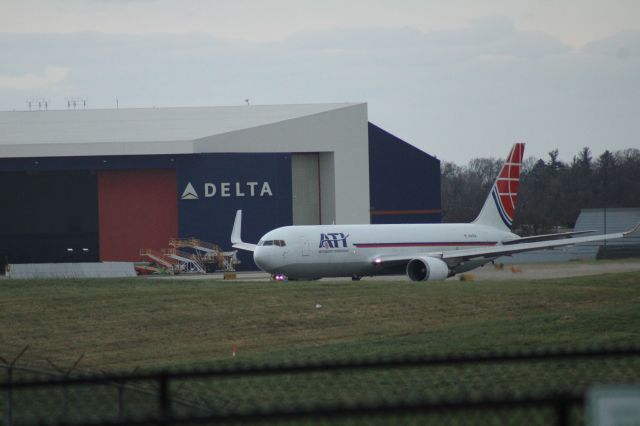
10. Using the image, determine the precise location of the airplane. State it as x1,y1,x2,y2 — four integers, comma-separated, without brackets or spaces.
231,143,640,281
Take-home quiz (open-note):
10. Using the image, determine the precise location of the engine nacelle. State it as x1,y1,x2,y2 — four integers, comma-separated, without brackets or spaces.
406,257,450,281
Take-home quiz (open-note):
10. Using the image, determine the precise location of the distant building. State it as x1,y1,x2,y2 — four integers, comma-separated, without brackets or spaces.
499,208,640,263
0,104,440,270
572,208,640,259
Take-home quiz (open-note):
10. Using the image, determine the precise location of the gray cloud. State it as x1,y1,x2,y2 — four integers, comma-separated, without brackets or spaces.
0,18,638,163
285,17,570,60
95,0,159,3
582,30,640,59
0,66,70,90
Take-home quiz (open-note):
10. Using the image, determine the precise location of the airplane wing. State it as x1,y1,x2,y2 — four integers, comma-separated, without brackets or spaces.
501,230,596,245
443,224,639,261
370,223,640,267
231,210,257,252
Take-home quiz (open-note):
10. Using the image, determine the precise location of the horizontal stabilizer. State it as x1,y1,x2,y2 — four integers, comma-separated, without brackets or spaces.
233,242,257,252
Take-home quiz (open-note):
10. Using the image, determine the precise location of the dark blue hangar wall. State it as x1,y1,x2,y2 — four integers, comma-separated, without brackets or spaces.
176,153,292,270
0,153,292,270
368,122,441,224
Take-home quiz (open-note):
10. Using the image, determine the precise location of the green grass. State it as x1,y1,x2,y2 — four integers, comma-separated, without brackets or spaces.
2,272,640,424
1,272,639,372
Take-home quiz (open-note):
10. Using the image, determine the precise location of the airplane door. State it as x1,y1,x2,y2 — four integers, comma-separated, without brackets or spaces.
300,236,310,256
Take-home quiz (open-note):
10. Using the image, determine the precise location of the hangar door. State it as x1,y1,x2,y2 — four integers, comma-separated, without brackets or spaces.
291,154,320,225
0,171,99,264
98,169,177,262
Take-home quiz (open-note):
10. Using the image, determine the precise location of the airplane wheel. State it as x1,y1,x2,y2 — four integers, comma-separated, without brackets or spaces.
351,274,361,281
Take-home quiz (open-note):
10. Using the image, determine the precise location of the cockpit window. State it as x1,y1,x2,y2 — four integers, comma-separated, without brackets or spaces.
259,240,286,247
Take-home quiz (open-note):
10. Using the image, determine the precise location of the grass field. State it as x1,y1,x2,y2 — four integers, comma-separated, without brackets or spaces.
1,272,640,424
1,271,639,372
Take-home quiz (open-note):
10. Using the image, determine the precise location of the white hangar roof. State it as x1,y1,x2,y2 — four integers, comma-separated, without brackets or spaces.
0,103,364,158
0,102,371,224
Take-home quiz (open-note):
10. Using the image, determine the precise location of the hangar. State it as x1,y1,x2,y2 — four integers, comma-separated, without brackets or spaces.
0,103,440,271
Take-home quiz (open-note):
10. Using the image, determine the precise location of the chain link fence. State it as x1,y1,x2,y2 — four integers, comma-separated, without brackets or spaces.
2,346,639,425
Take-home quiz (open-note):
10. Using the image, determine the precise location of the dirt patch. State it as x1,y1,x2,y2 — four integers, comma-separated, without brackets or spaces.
464,260,640,281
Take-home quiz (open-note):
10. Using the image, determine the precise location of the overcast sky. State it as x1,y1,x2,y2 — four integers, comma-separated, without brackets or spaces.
1,0,639,163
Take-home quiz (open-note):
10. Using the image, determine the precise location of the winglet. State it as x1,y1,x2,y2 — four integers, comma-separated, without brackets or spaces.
231,210,257,252
624,222,640,238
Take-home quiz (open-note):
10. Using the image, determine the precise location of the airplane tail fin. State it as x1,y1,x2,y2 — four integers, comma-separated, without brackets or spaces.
472,143,525,232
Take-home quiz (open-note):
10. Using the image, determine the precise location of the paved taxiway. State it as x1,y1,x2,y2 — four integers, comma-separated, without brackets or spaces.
146,259,640,282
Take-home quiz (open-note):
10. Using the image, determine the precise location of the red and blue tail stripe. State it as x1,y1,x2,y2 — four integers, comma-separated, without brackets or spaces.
491,143,524,229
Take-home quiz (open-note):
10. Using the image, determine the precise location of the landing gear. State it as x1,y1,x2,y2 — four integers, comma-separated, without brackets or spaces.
351,274,361,281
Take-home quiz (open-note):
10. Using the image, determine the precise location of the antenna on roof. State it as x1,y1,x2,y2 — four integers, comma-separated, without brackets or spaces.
66,97,87,110
26,98,49,111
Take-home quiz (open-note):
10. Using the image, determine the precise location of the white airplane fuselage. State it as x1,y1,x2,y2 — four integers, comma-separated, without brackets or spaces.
254,223,517,279
232,143,637,281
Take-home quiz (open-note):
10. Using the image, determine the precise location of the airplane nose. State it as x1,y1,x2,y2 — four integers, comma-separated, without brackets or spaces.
253,247,272,272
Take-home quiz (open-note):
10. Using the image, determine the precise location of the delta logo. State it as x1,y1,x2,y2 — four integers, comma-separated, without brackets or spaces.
181,181,273,200
319,233,349,249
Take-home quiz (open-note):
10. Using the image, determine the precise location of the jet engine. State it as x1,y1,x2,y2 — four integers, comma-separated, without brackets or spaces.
406,257,450,281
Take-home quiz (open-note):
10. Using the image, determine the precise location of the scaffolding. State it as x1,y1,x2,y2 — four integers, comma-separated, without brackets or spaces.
139,248,178,273
140,238,239,275
161,248,205,274
169,238,239,272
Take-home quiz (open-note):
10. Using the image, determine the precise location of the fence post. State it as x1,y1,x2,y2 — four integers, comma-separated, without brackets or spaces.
554,396,570,426
2,345,28,426
62,385,69,420
117,382,125,420
5,367,13,426
159,371,171,423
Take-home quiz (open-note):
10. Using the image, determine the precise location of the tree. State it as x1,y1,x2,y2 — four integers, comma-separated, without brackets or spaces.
596,150,616,208
564,147,596,226
441,146,640,232
440,157,503,223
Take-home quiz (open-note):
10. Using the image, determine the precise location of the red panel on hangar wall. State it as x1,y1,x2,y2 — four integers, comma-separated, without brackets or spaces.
98,169,177,261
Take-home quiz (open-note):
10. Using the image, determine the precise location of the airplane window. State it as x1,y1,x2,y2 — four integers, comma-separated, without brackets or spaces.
258,240,285,247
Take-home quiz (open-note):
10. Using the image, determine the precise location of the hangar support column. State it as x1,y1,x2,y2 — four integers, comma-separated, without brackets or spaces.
194,103,371,225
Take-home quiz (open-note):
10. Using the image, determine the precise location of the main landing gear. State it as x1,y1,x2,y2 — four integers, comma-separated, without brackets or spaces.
351,274,361,281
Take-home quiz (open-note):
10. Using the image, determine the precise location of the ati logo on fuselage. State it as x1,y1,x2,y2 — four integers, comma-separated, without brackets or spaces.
319,233,349,249
181,181,273,200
